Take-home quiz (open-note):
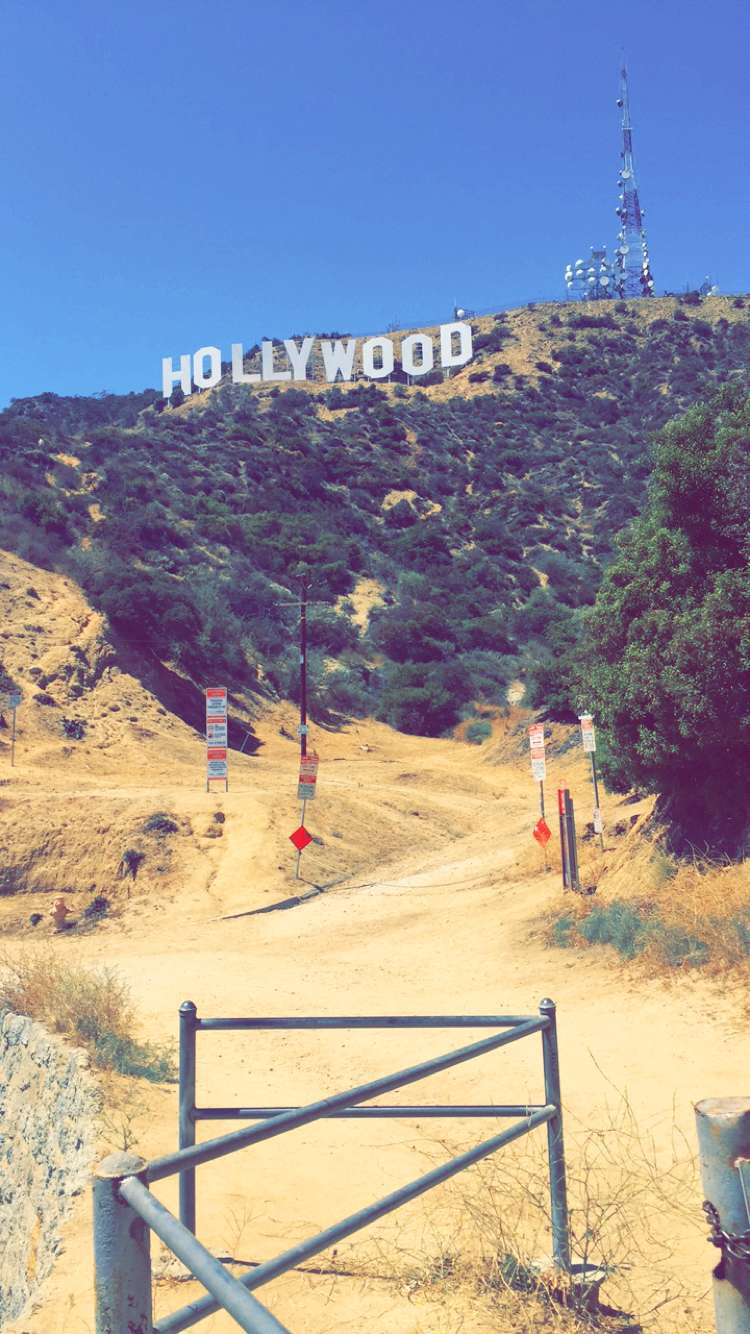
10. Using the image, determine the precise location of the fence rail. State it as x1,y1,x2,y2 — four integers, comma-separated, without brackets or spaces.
93,998,570,1333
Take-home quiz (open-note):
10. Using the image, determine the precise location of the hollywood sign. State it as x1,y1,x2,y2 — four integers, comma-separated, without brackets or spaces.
161,321,473,399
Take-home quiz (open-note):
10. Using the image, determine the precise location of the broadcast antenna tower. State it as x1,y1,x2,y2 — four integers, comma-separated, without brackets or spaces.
614,64,654,297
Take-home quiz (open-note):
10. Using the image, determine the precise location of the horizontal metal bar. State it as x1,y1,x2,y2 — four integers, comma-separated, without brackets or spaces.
194,1104,544,1121
119,1176,290,1334
154,1106,555,1333
195,1014,537,1030
149,1017,547,1183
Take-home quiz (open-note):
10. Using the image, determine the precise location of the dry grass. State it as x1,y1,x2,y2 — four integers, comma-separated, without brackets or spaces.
0,947,176,1081
547,840,750,980
352,1089,707,1331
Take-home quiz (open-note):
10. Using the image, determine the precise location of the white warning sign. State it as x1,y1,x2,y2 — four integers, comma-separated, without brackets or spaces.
528,724,546,781
579,714,596,753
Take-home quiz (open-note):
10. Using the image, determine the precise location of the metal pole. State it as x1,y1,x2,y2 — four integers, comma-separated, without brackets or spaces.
539,998,571,1271
299,581,308,760
295,797,307,881
558,789,570,889
119,1176,291,1333
538,781,550,868
565,792,580,892
93,1151,153,1334
11,706,15,768
294,580,309,880
179,1001,197,1233
590,753,604,850
695,1098,750,1332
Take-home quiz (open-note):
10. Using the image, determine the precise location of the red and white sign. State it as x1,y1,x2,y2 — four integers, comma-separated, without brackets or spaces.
579,713,596,753
206,688,228,784
297,751,319,801
206,687,227,718
528,724,546,781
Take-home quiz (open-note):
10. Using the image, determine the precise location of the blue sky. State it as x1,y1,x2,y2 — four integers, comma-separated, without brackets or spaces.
2,0,749,406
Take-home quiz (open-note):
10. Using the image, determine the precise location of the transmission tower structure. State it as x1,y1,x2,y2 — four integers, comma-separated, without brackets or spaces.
614,65,654,297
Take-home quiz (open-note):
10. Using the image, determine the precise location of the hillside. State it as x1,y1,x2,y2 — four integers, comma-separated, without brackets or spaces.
3,292,750,737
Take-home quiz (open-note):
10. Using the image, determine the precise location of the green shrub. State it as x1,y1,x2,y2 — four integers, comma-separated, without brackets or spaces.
143,812,179,835
577,902,649,959
652,925,708,968
465,719,492,744
550,913,576,947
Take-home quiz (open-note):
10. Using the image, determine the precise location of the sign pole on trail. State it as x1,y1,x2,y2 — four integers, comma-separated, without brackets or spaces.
529,723,551,863
281,579,323,877
295,580,310,880
205,688,228,792
579,713,604,850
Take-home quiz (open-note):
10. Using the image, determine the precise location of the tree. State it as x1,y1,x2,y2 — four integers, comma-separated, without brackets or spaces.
584,385,750,853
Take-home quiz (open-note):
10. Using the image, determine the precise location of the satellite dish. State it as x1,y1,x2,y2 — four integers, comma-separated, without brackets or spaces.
456,307,466,318
587,276,596,284
600,276,610,286
622,169,632,179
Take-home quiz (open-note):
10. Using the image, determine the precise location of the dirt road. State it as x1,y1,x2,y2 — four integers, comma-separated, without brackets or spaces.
4,710,744,1333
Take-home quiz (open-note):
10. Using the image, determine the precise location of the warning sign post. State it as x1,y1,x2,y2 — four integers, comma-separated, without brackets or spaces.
297,752,319,801
205,688,228,791
579,713,603,849
528,723,549,864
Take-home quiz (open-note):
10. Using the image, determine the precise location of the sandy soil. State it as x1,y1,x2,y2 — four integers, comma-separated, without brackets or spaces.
0,552,742,1333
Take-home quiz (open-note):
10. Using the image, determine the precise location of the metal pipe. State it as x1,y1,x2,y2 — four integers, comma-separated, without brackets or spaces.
564,792,581,892
179,1001,198,1233
194,1103,545,1121
590,753,604,850
93,1152,153,1334
539,999,571,1270
154,1106,555,1334
120,1176,290,1334
558,788,570,889
149,1017,547,1184
195,1014,538,1030
695,1098,750,1332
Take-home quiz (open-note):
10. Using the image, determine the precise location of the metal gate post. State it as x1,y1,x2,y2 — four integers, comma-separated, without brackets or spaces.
179,1000,198,1233
93,1151,153,1334
539,998,571,1271
695,1098,750,1332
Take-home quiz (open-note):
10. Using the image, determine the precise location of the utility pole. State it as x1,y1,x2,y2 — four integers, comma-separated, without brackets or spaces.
295,580,309,878
299,580,308,760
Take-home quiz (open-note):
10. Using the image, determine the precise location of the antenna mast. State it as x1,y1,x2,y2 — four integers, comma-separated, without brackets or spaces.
614,65,654,297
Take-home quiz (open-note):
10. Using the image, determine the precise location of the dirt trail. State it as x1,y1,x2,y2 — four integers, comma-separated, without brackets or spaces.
0,553,741,1332
5,733,742,1332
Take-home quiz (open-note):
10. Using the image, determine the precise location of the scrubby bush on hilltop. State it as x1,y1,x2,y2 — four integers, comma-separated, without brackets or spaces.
583,384,750,853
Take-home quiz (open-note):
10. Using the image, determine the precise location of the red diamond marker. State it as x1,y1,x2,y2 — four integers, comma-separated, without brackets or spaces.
533,818,551,847
289,825,313,851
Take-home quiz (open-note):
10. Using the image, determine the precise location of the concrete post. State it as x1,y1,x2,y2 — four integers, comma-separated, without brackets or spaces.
695,1098,750,1332
179,1000,198,1233
93,1151,153,1334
